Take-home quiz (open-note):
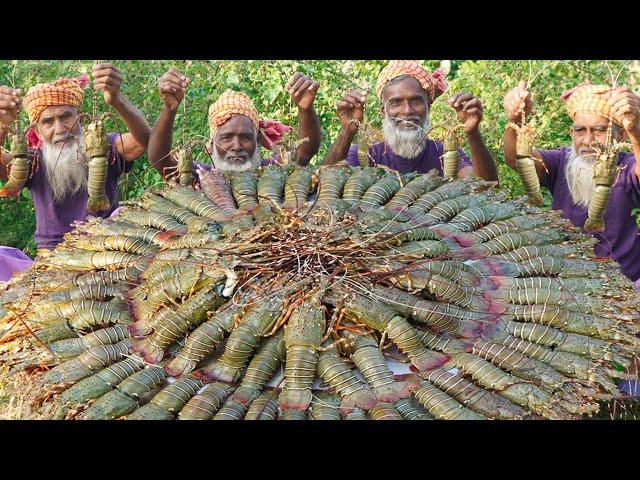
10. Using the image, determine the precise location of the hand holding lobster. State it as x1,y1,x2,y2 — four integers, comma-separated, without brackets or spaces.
92,64,125,107
606,87,640,139
158,68,190,112
0,85,21,127
448,92,483,134
336,89,366,133
503,80,533,125
287,72,319,111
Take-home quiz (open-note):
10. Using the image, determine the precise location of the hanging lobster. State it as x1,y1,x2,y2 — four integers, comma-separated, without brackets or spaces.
0,125,30,197
583,129,629,233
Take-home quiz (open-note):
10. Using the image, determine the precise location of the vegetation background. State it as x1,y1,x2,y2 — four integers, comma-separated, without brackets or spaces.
1,59,639,257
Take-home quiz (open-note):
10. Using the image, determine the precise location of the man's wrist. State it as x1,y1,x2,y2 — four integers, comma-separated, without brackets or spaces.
162,102,180,115
298,104,314,113
342,120,360,136
466,126,482,139
506,117,522,126
625,122,640,142
107,92,127,108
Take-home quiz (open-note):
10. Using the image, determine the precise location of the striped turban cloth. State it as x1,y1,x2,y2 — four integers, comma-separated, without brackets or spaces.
376,60,448,104
23,75,88,125
562,83,621,126
207,89,290,150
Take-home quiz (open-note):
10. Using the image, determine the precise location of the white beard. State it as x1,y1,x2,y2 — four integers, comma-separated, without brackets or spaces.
565,145,596,209
41,130,88,205
382,112,430,160
210,146,262,172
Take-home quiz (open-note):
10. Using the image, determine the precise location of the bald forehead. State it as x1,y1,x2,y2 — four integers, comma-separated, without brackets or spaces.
38,105,79,123
572,112,610,128
216,114,256,136
382,76,425,103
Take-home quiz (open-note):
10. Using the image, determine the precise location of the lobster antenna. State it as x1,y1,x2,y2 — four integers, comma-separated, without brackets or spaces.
181,60,193,148
526,60,533,89
92,60,102,121
526,60,565,90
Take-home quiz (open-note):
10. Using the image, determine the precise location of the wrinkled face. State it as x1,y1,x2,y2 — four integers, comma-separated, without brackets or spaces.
213,114,258,163
380,76,429,130
36,105,82,145
570,112,624,156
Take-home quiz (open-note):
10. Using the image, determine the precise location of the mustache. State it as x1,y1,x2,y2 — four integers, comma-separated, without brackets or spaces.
390,115,422,125
578,147,596,155
51,133,80,145
224,154,248,163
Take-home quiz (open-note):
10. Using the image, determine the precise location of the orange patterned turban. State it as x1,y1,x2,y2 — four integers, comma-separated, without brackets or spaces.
23,75,88,125
207,89,291,150
208,89,260,136
376,60,448,104
561,83,620,126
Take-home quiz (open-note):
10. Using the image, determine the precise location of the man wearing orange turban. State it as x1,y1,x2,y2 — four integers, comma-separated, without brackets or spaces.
0,63,151,253
503,80,640,291
322,60,497,182
147,67,321,175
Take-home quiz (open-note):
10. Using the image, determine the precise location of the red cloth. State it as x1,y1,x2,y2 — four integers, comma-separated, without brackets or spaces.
258,119,292,150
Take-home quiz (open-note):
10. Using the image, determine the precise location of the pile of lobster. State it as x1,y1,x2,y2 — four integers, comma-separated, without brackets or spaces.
0,162,638,420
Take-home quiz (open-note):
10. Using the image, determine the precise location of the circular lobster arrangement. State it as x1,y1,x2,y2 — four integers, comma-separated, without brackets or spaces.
0,164,639,420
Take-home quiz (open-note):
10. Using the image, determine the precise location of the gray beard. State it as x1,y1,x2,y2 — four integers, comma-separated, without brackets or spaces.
41,134,88,205
382,113,430,160
565,145,596,209
210,147,262,172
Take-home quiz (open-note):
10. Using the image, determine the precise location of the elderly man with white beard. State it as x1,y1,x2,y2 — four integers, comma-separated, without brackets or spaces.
504,81,640,397
0,64,151,262
503,81,640,290
147,67,321,176
322,60,498,182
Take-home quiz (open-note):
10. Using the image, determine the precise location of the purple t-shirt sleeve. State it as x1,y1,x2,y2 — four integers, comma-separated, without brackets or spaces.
346,144,361,167
620,155,640,204
261,152,282,166
458,148,472,170
536,148,563,191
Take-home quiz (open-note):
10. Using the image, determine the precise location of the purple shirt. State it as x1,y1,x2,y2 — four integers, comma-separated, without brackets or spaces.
25,133,132,249
0,247,33,281
346,140,472,175
539,147,640,282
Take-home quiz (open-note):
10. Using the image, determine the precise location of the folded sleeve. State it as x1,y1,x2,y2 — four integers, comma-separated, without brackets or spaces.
621,155,640,205
458,148,472,170
345,144,361,167
535,148,563,191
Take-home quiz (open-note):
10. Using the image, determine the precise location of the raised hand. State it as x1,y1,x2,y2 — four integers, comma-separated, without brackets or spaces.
606,87,640,138
503,80,533,124
448,92,484,134
158,68,190,111
0,86,21,127
287,72,319,111
336,89,366,132
92,63,124,106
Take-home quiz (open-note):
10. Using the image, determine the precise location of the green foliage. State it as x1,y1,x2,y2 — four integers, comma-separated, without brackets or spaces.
1,60,639,255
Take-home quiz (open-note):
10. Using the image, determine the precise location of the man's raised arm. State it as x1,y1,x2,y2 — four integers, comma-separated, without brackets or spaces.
92,64,150,162
0,86,22,180
286,72,321,165
448,92,498,182
606,87,640,184
502,80,546,179
147,68,188,177
322,89,366,165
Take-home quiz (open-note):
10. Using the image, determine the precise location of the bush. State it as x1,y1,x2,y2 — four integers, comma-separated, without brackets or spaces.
1,60,639,255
